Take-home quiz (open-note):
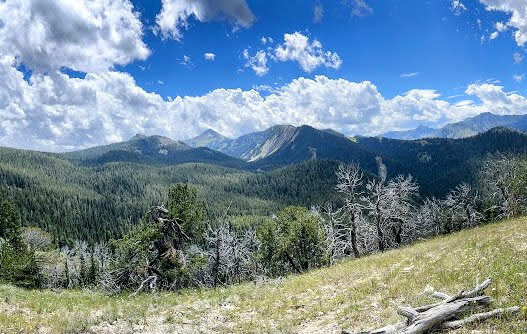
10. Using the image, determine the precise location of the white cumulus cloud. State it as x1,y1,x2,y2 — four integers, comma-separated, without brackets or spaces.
242,32,342,75
400,72,420,78
1,1,526,152
243,49,269,76
274,32,342,72
2,58,527,152
204,53,216,61
344,0,373,17
261,36,274,44
156,0,255,41
479,0,527,46
180,55,193,67
513,52,524,64
451,0,467,15
0,0,150,73
513,74,525,82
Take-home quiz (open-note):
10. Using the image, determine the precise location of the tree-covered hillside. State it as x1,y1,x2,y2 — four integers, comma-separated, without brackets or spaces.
0,146,341,243
2,126,527,243
357,127,527,197
63,134,248,169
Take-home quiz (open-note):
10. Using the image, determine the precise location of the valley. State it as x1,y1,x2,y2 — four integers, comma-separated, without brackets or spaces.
2,1,527,333
2,121,527,243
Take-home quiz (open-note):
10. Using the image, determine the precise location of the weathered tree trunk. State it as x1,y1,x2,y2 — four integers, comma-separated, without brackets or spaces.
376,212,385,252
350,212,360,258
343,277,519,334
392,224,402,245
213,231,221,287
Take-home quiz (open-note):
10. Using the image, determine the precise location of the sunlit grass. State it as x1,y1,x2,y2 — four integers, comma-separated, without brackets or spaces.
1,217,526,333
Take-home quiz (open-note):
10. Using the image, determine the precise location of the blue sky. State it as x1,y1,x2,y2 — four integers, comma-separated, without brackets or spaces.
0,0,526,151
122,0,525,99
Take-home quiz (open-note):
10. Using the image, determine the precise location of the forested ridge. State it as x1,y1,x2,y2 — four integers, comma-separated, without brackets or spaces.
1,127,527,243
0,148,337,242
2,124,527,307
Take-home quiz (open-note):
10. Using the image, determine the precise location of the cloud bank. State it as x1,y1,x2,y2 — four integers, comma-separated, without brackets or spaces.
0,0,149,73
2,56,527,152
0,0,526,152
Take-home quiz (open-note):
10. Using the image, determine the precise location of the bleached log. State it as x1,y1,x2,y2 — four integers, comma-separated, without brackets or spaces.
397,306,418,322
344,277,519,334
431,291,450,300
442,306,520,329
460,277,491,298
399,297,491,334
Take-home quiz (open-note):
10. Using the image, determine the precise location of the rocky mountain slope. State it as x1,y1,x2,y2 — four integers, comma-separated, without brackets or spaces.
383,112,527,139
184,125,299,161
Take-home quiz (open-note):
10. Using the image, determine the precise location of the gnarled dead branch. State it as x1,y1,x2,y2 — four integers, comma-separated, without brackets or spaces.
132,275,157,296
343,277,519,334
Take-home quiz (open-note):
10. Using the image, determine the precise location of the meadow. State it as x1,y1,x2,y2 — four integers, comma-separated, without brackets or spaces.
1,217,526,334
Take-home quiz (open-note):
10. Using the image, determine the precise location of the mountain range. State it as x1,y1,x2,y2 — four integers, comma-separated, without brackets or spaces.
64,133,248,169
56,112,527,188
383,112,527,140
183,125,297,161
4,112,527,242
57,120,527,197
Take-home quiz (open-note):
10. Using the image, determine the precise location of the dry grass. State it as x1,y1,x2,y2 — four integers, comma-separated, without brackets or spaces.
1,217,527,333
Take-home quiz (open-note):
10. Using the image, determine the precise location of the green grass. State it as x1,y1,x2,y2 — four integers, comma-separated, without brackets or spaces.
2,218,527,333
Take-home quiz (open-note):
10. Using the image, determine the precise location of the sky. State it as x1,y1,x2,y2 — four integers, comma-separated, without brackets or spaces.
0,0,526,151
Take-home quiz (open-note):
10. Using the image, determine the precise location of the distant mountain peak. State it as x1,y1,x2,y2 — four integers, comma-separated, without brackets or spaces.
130,134,183,146
184,128,230,149
383,112,527,140
131,133,147,140
200,128,228,138
271,124,295,129
322,128,346,137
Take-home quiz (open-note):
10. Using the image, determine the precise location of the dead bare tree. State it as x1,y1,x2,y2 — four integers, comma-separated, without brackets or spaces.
356,215,378,254
442,184,481,233
387,175,419,246
313,204,347,264
315,203,377,261
415,198,443,238
363,157,389,252
181,244,210,288
344,277,519,334
363,158,419,251
240,227,261,280
481,153,527,219
336,163,365,258
204,222,255,286
20,227,52,251
131,275,157,296
93,242,116,291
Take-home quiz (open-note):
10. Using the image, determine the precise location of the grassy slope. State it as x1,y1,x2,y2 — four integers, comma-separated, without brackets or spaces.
1,218,526,334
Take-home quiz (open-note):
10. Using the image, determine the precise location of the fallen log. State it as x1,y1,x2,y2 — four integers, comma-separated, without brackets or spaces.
343,277,519,334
